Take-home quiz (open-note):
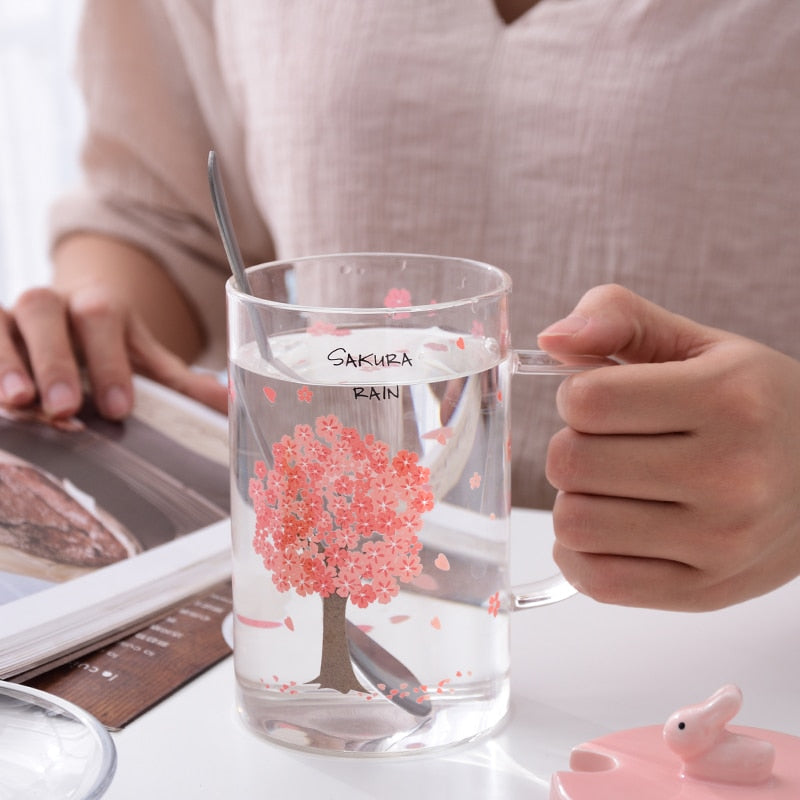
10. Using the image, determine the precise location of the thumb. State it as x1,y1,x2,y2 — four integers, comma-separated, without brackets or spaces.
537,284,722,364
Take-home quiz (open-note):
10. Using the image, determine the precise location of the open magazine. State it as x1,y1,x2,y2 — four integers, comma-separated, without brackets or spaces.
0,376,231,680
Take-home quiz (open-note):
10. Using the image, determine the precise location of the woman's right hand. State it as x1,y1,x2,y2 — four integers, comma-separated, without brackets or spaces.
0,235,228,421
1,286,225,421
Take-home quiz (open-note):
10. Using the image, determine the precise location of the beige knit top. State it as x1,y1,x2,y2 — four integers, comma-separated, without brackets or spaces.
51,0,800,506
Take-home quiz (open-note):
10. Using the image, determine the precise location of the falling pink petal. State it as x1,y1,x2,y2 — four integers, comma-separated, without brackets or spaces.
357,624,374,634
263,386,277,403
469,471,482,490
430,616,442,630
307,320,337,336
456,337,465,350
434,553,450,571
422,426,453,445
488,591,501,617
236,614,282,629
413,573,439,592
424,342,449,352
390,615,410,624
283,616,295,631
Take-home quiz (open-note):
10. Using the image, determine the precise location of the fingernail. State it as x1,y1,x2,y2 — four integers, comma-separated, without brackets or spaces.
538,314,589,337
1,371,32,403
45,381,77,416
103,385,131,419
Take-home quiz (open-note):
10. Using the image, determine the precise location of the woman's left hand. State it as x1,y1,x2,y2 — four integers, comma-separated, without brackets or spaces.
538,284,800,611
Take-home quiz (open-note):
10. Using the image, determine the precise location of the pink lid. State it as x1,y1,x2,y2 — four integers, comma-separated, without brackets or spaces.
551,685,800,799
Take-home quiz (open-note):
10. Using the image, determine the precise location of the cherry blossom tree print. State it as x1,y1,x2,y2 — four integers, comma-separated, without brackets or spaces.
249,413,434,694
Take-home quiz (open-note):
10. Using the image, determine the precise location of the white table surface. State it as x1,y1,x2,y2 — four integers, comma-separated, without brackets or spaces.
103,510,800,799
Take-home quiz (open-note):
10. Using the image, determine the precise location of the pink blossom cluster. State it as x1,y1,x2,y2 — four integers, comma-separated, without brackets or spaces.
250,414,434,609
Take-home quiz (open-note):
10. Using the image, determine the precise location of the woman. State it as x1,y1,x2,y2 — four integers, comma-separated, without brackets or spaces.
2,0,799,610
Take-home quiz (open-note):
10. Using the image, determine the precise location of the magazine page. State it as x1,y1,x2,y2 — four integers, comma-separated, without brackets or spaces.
0,376,231,679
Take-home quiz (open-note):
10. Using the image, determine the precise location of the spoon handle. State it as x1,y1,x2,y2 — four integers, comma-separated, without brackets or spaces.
208,150,278,368
207,150,251,294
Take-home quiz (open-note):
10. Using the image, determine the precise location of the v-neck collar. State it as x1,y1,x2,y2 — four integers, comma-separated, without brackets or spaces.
491,0,543,25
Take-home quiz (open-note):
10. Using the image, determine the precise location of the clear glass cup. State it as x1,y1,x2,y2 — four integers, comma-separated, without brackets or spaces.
227,253,602,755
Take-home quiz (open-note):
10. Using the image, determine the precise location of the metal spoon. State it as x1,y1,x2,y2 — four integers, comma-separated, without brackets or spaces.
207,150,254,296
208,149,279,372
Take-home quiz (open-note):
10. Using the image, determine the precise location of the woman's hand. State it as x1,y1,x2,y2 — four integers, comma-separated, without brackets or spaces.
0,235,228,420
538,284,800,611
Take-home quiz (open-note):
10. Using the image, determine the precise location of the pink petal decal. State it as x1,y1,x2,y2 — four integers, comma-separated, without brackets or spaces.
283,616,295,631
434,553,450,571
390,615,410,624
263,386,277,404
236,614,282,629
430,616,442,630
413,573,439,591
383,287,412,308
307,320,336,336
421,426,454,445
456,337,465,350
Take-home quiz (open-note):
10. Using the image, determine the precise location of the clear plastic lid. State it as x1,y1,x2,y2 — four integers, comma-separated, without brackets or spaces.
0,680,116,799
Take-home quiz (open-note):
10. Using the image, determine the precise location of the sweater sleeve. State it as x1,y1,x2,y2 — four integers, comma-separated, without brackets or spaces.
49,0,272,368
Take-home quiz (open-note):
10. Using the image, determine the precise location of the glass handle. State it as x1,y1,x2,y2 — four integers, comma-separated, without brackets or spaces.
512,575,578,610
508,349,616,610
513,349,617,376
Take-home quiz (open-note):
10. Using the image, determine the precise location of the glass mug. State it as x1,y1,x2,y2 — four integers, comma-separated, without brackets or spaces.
227,253,599,755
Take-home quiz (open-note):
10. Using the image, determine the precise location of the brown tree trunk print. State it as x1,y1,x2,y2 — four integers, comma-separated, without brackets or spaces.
310,592,366,693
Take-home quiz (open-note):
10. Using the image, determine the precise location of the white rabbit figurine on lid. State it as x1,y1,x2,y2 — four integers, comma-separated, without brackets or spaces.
663,684,775,785
550,683,800,799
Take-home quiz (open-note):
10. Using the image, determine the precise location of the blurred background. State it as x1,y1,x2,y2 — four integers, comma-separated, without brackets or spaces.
0,0,84,306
